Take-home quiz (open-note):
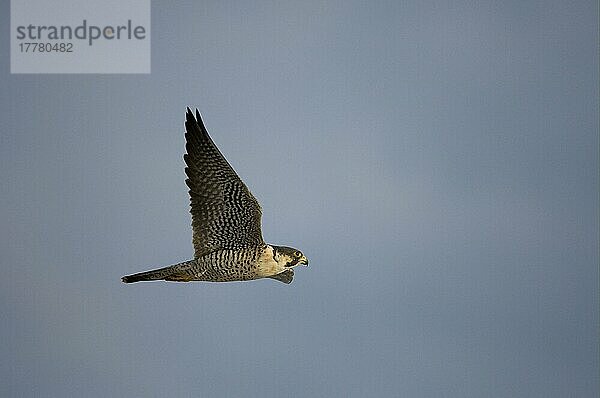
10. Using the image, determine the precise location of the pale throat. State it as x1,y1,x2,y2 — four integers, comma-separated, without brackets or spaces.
255,245,287,277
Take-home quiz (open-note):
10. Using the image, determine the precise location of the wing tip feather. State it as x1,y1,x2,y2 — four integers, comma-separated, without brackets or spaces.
185,106,209,138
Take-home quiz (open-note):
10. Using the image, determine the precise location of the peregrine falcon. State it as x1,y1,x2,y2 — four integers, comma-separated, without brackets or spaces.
121,108,308,285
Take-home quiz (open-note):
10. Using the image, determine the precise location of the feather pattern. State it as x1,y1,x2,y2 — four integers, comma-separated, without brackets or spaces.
184,108,264,258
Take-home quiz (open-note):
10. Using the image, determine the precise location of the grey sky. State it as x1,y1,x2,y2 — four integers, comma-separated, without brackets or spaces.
1,0,598,397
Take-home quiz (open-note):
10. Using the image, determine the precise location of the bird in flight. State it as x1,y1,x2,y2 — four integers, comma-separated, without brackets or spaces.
122,108,308,285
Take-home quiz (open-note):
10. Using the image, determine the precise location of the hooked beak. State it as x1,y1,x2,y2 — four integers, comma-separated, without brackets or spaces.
300,256,309,266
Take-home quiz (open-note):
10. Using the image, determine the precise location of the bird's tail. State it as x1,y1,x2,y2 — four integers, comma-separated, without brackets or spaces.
121,265,175,283
121,260,195,283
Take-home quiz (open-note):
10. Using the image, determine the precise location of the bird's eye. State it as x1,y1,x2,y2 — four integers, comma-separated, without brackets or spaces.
295,251,302,257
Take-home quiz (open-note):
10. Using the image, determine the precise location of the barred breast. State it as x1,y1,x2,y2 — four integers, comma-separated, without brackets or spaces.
192,246,267,282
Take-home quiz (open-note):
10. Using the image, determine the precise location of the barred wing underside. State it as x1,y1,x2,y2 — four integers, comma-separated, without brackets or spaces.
184,108,264,258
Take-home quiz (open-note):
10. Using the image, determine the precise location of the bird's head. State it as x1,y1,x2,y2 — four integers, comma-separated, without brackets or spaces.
272,245,309,268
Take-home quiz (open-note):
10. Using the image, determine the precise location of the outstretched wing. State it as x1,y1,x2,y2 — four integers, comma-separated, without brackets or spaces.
184,108,264,258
